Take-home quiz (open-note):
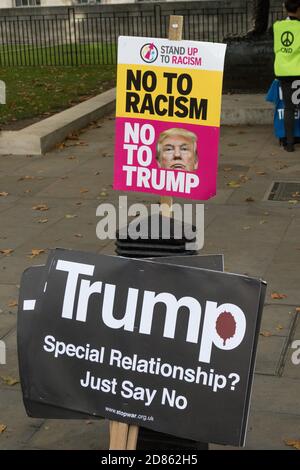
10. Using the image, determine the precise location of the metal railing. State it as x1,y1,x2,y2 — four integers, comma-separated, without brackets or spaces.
0,4,284,66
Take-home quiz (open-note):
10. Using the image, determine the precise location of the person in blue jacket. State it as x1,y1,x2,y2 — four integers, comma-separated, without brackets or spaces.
273,0,300,152
266,79,300,144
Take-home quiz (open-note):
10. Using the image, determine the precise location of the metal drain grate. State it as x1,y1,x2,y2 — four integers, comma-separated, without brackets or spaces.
268,182,300,201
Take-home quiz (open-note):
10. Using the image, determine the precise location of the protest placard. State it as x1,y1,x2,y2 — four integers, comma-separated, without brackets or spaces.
18,249,265,446
113,36,226,200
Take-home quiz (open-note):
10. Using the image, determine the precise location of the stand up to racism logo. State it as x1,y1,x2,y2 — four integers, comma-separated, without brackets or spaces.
140,43,159,63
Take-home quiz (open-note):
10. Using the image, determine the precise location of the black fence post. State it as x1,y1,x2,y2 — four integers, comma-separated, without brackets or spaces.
154,4,162,39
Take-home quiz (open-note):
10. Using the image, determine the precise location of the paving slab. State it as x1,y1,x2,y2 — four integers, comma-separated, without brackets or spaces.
0,388,44,450
212,410,300,450
255,336,287,375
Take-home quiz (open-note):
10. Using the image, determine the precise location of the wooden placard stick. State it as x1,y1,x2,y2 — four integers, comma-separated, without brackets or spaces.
109,15,184,451
160,16,183,218
109,421,129,450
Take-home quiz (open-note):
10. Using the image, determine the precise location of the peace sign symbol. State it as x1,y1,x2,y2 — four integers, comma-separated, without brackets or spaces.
281,31,294,47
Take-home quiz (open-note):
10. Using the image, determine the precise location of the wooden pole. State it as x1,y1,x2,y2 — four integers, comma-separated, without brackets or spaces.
109,15,184,451
160,16,183,219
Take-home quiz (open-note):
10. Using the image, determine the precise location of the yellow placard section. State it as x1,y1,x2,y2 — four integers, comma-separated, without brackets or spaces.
116,64,223,127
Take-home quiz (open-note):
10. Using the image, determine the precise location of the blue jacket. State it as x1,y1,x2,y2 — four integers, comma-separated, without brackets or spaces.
266,79,300,138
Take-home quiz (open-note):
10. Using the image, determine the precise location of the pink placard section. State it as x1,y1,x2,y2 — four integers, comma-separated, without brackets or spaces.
113,117,220,201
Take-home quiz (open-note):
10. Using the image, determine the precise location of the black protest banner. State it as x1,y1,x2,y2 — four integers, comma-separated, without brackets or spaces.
18,249,265,446
18,254,223,420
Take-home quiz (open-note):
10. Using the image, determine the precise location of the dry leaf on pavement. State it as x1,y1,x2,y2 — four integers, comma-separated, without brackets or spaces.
0,192,9,197
260,331,273,337
80,188,89,194
271,292,287,300
67,133,79,141
284,439,300,450
65,214,78,219
74,234,83,238
0,424,7,433
28,249,46,259
227,181,241,188
8,300,18,308
18,175,35,181
37,218,48,224
0,375,19,386
32,204,49,211
0,249,14,256
245,197,255,202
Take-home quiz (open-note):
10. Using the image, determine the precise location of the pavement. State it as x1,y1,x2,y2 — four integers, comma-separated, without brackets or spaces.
0,107,299,450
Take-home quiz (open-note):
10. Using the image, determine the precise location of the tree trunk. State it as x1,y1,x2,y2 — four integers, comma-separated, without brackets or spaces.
251,0,270,35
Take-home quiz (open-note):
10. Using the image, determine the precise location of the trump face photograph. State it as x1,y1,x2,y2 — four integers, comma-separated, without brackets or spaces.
156,128,198,172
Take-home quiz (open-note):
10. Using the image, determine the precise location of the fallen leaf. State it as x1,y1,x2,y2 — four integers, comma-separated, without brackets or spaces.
8,300,18,308
276,324,284,331
32,204,49,211
239,175,251,183
0,249,14,256
256,171,266,176
80,188,89,194
259,220,267,225
100,192,108,197
65,214,78,219
227,181,241,188
24,189,32,194
284,439,300,450
0,424,7,433
223,167,232,172
243,226,251,230
74,233,83,238
245,197,255,202
28,249,46,259
0,192,9,197
67,156,76,160
75,202,82,206
18,175,35,181
260,331,273,337
0,375,19,386
37,218,48,224
271,292,287,300
67,133,79,141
